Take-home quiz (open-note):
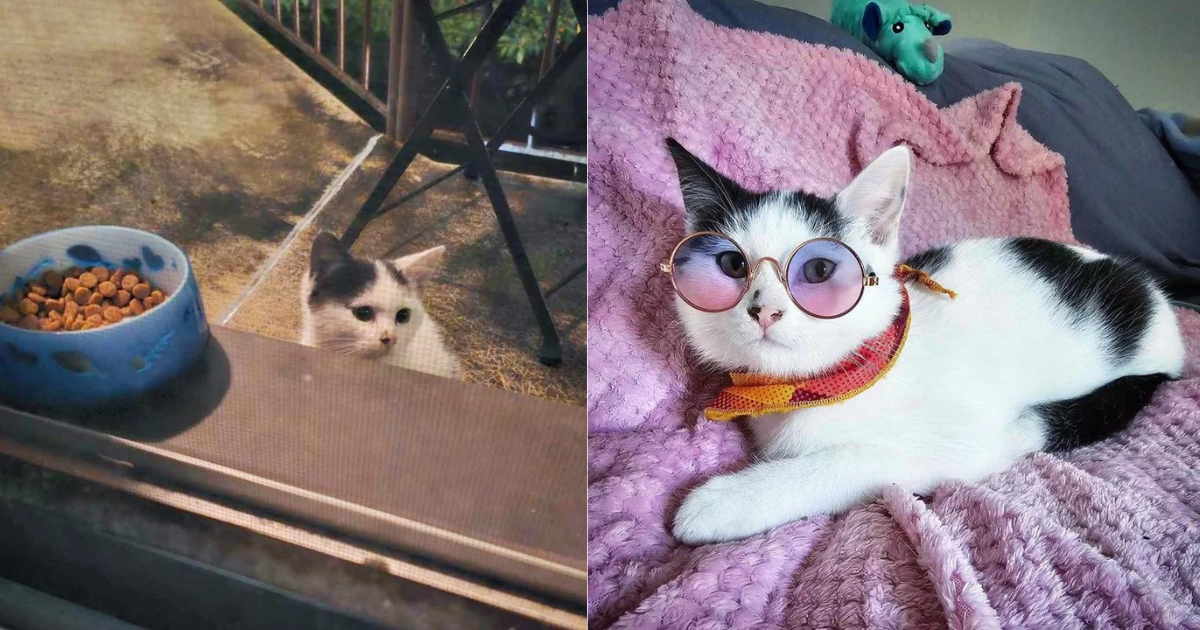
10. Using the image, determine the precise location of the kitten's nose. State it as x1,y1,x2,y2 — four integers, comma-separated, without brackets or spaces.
747,305,783,331
380,335,396,347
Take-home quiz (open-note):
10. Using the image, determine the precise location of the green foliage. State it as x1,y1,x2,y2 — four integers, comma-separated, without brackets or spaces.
276,0,578,65
485,0,579,66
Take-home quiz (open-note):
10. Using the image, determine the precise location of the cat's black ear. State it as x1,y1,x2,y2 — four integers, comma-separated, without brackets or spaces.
310,232,349,275
666,138,755,232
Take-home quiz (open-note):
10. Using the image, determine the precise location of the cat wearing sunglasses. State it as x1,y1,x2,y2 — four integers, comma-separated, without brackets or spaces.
665,139,1185,545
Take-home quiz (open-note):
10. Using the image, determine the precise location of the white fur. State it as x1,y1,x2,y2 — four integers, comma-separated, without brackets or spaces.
300,247,462,380
672,147,1184,544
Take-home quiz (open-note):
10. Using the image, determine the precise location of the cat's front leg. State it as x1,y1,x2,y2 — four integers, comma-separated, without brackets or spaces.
673,446,918,545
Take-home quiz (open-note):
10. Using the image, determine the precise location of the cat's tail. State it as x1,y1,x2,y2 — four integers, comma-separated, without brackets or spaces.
1035,373,1171,452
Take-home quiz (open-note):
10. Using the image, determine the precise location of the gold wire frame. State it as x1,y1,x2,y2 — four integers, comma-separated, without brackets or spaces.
659,231,878,319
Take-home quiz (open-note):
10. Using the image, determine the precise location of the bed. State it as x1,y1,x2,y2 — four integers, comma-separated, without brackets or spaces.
586,0,1200,627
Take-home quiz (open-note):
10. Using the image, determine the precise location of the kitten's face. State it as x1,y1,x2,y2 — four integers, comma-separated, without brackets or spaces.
666,140,910,377
305,233,445,359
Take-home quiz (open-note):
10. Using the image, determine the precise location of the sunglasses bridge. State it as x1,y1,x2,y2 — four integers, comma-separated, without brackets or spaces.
744,257,786,284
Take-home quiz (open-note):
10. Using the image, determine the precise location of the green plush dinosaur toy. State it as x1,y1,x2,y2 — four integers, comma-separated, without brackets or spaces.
831,0,952,85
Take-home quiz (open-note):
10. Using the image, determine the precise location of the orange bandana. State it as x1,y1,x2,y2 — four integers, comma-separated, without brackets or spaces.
703,265,954,422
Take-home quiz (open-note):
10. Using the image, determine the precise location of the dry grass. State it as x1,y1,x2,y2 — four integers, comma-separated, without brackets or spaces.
228,153,586,406
350,157,586,406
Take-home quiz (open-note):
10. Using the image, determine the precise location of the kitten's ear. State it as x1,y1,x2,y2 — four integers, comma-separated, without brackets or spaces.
837,145,911,246
392,245,446,286
666,138,752,231
310,232,349,275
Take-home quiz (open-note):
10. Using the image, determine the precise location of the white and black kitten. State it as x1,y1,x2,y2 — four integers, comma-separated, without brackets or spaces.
667,139,1185,544
300,233,462,379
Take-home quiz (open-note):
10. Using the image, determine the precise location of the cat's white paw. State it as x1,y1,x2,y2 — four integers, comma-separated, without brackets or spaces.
673,475,764,545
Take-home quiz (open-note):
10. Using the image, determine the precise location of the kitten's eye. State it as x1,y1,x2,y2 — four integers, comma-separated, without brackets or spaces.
716,251,747,279
892,21,904,33
801,258,837,283
924,21,932,31
352,306,374,322
395,308,410,324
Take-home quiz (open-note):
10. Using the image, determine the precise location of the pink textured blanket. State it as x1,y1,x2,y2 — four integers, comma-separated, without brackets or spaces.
586,0,1200,627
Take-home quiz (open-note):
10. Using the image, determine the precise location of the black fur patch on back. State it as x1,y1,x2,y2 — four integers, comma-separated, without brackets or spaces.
1037,373,1169,452
309,258,376,308
902,245,953,275
1006,238,1154,365
382,261,408,286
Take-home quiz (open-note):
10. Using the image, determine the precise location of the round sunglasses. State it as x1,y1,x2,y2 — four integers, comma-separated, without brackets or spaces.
659,232,879,319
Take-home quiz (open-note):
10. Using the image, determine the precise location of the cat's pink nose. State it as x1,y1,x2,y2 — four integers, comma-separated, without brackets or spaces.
380,335,395,347
748,306,783,331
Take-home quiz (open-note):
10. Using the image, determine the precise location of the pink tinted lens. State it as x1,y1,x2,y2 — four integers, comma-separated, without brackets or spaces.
671,234,747,311
786,240,864,317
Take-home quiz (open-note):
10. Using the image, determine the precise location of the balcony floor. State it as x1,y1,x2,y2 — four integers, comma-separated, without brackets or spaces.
0,0,584,406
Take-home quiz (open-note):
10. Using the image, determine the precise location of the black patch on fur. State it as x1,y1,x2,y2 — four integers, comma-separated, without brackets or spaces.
903,245,953,275
666,138,770,233
1006,238,1154,365
309,259,376,308
308,233,376,308
786,191,846,239
382,261,408,285
1037,373,1169,452
666,139,845,237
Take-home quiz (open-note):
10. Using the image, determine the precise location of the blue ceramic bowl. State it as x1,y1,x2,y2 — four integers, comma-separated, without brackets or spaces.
0,226,209,409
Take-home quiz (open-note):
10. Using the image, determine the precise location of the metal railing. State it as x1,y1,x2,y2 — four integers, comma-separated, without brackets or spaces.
238,0,580,160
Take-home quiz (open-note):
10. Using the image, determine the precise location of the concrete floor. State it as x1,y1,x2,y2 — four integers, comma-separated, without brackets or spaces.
0,0,373,316
0,0,585,405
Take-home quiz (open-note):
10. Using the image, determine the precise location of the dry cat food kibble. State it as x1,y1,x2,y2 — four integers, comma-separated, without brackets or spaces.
0,267,169,332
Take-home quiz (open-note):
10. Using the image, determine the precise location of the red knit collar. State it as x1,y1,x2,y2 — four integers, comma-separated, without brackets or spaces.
704,289,911,421
702,264,956,421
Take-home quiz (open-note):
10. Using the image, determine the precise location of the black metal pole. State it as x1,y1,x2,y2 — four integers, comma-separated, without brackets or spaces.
410,0,562,364
341,0,528,245
341,0,582,364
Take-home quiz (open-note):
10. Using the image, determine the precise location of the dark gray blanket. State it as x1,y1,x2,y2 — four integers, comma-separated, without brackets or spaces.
1140,108,1200,189
925,38,1200,299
